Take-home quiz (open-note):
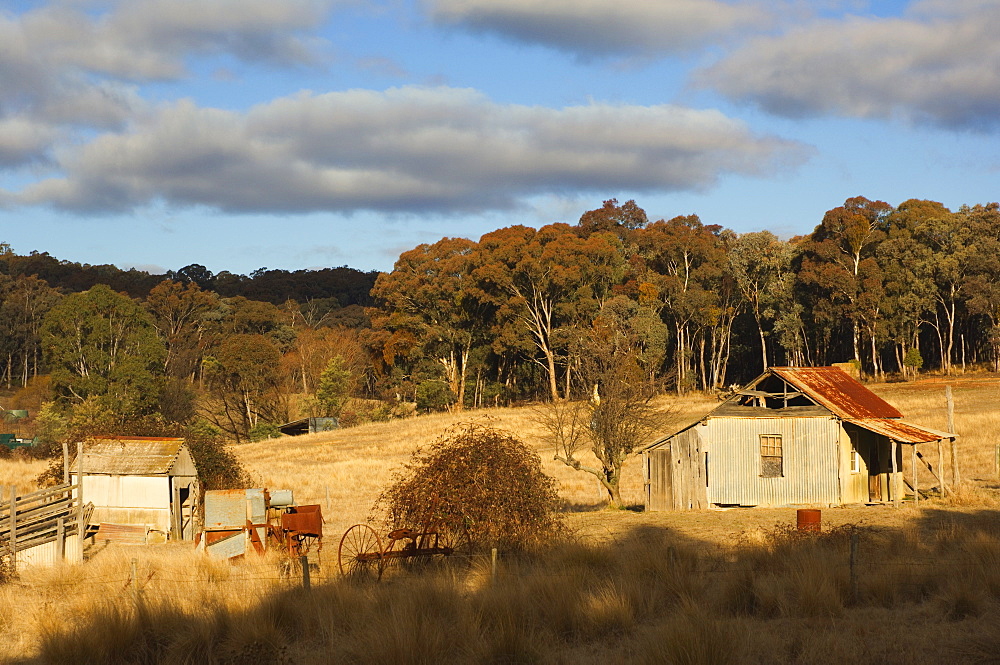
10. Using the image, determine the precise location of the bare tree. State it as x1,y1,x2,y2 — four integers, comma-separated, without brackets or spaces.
540,342,672,508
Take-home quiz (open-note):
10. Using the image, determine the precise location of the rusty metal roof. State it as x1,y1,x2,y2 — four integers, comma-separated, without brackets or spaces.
769,367,903,419
846,418,954,444
71,437,188,475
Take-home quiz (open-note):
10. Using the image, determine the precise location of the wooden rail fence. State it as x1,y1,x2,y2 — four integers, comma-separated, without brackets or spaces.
0,483,92,569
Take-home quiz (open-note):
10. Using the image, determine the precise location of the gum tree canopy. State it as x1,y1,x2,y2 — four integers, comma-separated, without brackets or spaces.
41,284,166,417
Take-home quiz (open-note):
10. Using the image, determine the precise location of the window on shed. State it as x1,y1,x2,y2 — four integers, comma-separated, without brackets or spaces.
760,434,783,478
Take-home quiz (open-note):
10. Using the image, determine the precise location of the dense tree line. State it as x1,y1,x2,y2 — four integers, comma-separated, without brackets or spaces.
368,197,1000,406
0,247,376,307
0,247,376,442
2,195,999,447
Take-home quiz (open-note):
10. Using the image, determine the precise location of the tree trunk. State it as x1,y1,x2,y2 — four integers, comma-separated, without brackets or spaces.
852,318,861,364
757,318,768,372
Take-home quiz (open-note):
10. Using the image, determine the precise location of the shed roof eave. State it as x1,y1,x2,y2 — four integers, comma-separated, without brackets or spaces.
639,418,705,452
845,418,956,444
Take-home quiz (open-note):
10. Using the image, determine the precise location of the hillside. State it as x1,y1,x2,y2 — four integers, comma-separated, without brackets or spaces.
4,375,1000,663
233,374,1000,547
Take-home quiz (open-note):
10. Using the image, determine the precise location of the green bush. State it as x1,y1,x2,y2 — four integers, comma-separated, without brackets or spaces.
415,380,454,413
903,347,924,371
186,420,254,490
247,422,281,442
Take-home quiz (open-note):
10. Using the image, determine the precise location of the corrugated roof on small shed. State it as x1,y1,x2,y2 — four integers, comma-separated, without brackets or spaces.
71,437,188,475
846,418,954,444
770,366,903,419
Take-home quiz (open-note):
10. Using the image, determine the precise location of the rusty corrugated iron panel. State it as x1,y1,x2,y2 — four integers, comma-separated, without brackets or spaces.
70,437,186,475
95,522,149,545
770,367,903,419
846,418,954,444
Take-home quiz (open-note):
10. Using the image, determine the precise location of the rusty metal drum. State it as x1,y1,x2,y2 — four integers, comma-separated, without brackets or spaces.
796,508,822,532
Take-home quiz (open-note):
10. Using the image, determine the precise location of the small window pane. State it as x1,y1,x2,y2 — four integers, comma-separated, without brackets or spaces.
760,434,783,478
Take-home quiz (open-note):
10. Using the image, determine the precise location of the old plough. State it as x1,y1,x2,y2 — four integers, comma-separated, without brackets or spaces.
338,514,457,580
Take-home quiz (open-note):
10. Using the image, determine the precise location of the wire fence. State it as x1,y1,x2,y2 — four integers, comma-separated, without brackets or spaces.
8,530,1000,605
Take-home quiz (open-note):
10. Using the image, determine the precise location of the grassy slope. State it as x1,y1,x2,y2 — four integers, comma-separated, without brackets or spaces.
3,375,1000,663
232,374,1000,547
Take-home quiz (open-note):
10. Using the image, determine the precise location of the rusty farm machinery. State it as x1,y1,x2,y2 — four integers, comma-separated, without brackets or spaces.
338,511,459,580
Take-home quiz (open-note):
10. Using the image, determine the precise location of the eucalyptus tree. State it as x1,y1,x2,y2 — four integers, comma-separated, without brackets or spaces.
796,196,892,366
636,215,732,392
879,201,938,376
473,223,623,401
145,279,218,380
371,237,483,410
960,203,1000,370
905,201,970,374
729,230,793,373
0,274,61,387
41,284,166,418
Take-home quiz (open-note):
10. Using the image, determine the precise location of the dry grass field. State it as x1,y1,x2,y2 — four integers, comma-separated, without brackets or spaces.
2,374,1000,663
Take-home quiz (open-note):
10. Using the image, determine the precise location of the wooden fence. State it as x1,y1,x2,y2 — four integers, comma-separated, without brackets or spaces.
0,483,92,569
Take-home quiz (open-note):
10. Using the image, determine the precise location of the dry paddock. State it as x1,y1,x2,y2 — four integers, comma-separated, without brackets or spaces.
3,374,1000,663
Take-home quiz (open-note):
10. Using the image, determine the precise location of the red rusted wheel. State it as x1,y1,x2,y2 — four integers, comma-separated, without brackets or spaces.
338,524,384,581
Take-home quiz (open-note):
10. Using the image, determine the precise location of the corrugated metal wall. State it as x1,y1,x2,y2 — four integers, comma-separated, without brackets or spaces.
78,475,170,510
73,475,172,532
706,416,841,507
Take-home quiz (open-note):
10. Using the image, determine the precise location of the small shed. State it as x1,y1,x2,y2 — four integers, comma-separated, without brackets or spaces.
642,367,954,510
70,436,200,541
279,417,339,436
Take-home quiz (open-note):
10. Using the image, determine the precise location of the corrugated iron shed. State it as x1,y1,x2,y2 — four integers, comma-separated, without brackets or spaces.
770,366,903,419
70,437,190,475
847,418,954,444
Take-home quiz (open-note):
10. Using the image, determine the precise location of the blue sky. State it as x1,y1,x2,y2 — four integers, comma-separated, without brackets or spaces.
2,0,999,275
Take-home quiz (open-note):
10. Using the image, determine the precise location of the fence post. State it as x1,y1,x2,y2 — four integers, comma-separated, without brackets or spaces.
8,484,16,572
491,547,497,584
57,518,65,560
76,440,85,561
131,558,140,604
300,555,311,590
849,531,859,604
947,386,959,488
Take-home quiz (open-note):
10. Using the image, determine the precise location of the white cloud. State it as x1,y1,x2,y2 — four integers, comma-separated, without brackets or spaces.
0,0,335,167
427,0,773,58
697,2,1000,130
0,118,61,168
13,87,811,214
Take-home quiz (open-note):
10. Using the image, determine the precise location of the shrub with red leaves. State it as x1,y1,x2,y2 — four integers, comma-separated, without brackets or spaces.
376,421,562,552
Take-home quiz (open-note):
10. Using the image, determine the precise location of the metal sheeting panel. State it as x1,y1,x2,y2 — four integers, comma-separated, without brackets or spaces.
846,418,953,443
206,531,246,559
18,541,62,569
71,438,187,475
205,489,248,530
246,488,266,544
91,507,170,532
78,475,170,510
706,416,841,507
770,367,902,419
